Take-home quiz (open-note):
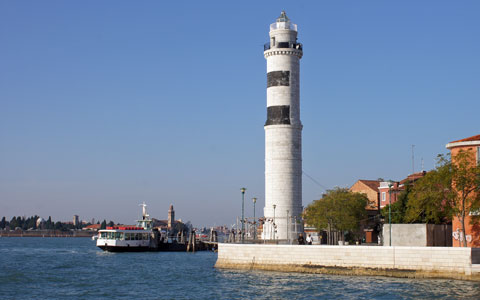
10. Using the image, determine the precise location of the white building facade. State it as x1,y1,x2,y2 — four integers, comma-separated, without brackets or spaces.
262,12,303,241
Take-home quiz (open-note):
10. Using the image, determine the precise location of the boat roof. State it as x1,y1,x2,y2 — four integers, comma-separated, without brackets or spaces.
99,226,150,232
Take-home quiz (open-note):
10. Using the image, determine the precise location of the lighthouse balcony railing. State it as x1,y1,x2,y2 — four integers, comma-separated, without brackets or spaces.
264,42,303,51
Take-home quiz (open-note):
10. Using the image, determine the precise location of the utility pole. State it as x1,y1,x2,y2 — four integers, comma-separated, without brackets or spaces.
252,197,257,240
411,144,415,175
388,181,393,246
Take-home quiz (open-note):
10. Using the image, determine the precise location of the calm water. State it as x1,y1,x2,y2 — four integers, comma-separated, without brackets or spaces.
1,238,479,299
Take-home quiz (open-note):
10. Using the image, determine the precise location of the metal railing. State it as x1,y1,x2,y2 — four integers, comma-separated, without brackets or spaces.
264,42,303,52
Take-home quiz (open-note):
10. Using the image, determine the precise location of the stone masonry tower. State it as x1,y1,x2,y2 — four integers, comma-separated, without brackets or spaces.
263,12,303,240
168,204,175,229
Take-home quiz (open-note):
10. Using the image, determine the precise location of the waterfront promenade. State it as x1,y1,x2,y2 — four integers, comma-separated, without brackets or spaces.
215,243,480,281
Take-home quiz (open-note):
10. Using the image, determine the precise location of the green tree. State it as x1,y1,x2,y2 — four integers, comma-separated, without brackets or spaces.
406,152,480,246
54,221,64,230
10,217,18,229
46,216,53,229
0,217,6,229
404,164,452,224
450,151,480,246
100,220,107,230
381,185,417,223
304,188,368,242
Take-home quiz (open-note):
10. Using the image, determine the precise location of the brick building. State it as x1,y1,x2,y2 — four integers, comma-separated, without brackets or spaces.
378,172,427,209
350,180,381,243
446,134,480,247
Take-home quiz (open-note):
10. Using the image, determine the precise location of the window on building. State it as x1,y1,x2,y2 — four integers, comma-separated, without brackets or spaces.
382,192,386,202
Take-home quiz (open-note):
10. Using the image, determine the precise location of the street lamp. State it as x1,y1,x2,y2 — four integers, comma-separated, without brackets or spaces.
241,187,246,243
273,204,276,241
252,197,257,240
388,181,393,246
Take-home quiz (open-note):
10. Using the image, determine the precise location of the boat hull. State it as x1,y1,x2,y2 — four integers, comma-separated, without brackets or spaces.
98,245,153,252
98,242,188,252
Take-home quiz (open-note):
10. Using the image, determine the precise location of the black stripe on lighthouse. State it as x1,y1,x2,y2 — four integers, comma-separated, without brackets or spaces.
265,105,290,126
267,71,290,87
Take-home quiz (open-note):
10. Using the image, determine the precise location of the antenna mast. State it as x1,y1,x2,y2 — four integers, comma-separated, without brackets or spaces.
411,145,415,175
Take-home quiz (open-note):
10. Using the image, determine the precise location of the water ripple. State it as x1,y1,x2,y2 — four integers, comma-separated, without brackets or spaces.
0,238,479,299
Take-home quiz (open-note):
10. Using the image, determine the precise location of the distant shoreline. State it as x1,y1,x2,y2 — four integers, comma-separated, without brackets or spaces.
0,231,96,238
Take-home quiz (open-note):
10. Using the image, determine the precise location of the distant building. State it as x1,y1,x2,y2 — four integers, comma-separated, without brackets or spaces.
152,204,181,232
378,172,427,209
350,179,381,243
350,180,381,210
36,217,46,229
73,215,79,227
446,134,480,247
168,204,175,229
378,181,400,209
83,224,101,231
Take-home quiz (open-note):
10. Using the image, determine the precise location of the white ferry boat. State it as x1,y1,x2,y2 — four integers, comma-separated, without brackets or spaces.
96,203,160,252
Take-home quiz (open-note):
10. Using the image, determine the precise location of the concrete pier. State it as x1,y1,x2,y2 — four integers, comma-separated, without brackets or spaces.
215,243,480,281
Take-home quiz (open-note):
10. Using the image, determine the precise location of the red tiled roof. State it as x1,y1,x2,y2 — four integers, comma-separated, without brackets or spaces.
400,171,427,185
85,224,101,229
450,134,480,143
357,180,381,191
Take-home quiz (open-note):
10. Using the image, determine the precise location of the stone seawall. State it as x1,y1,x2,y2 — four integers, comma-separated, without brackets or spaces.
215,244,480,281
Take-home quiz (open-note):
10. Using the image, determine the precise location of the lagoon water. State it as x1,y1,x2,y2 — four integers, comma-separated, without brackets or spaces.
1,238,479,299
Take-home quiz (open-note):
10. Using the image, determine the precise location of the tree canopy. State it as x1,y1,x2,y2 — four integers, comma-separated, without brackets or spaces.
304,188,368,241
381,185,412,223
404,160,453,224
397,151,480,246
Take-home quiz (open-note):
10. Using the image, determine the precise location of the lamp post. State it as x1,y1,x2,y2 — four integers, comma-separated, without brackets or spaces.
252,197,257,240
388,181,393,246
273,204,276,241
240,187,246,243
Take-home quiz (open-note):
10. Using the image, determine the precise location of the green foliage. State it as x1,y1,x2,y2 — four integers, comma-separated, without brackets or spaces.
7,216,40,230
404,161,453,224
100,220,107,229
404,151,480,246
46,216,53,230
304,188,368,240
54,221,63,230
381,186,411,223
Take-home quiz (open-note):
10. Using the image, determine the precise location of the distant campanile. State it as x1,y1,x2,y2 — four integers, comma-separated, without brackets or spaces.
263,12,303,240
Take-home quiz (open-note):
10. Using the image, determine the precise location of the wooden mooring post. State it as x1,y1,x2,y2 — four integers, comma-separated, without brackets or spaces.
187,230,196,252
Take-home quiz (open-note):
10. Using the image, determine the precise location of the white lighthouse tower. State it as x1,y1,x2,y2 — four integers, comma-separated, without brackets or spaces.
263,12,303,241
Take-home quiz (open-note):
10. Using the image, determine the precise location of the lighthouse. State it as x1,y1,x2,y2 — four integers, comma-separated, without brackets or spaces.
263,12,303,241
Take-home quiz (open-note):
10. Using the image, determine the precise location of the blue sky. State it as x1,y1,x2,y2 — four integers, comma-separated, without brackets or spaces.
1,1,479,226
